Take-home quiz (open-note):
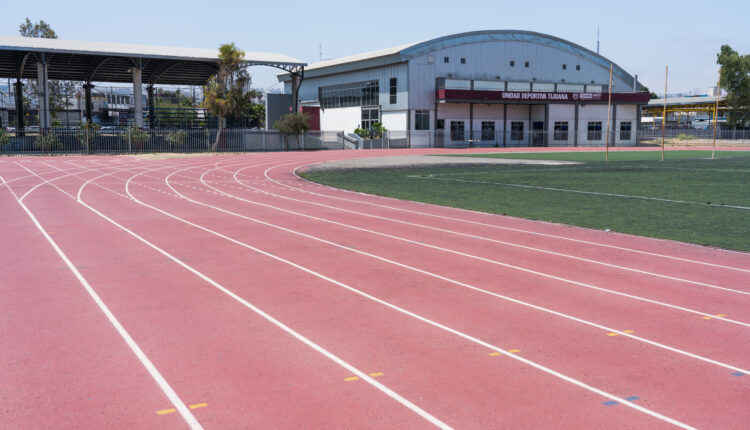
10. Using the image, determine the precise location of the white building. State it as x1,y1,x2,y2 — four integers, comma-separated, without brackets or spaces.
281,30,649,147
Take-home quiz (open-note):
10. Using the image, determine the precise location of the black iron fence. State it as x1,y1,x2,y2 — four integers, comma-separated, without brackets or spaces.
0,128,347,155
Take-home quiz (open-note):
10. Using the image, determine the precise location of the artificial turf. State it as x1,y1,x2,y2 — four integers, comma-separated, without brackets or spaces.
300,150,750,252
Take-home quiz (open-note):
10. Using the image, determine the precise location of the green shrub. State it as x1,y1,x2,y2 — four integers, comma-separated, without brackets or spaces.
0,130,10,150
166,129,189,147
35,132,61,151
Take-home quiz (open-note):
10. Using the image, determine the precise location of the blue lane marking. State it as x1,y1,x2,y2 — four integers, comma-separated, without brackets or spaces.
731,372,745,377
602,400,619,406
625,396,640,401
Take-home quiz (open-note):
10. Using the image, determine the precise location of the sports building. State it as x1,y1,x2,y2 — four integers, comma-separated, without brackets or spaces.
281,30,650,147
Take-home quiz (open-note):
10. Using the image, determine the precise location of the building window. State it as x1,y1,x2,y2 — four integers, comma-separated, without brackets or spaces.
361,107,380,131
319,80,379,109
587,121,602,140
525,61,530,68
576,65,581,71
415,110,430,130
444,56,449,63
389,78,397,104
562,64,567,70
510,60,515,67
481,121,495,141
436,119,445,130
620,121,632,140
511,121,524,141
554,121,569,140
450,121,465,141
460,58,466,64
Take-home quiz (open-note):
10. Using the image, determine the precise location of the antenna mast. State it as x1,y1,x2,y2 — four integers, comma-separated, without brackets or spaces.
597,27,600,54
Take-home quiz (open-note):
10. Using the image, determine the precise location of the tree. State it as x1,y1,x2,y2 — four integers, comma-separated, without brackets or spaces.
717,45,750,129
203,43,261,149
19,19,77,125
273,112,310,150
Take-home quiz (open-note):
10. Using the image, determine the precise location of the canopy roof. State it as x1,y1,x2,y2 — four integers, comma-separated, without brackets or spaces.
0,36,305,86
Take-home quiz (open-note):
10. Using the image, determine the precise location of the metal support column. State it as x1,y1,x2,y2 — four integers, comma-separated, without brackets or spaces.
574,103,579,147
147,85,155,129
291,73,300,114
132,67,143,127
14,81,25,134
502,104,507,147
636,105,642,143
544,103,550,146
469,103,474,146
528,104,532,146
611,103,617,146
83,83,94,124
36,55,50,129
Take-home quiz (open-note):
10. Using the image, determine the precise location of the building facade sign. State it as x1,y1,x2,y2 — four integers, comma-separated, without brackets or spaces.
437,89,651,104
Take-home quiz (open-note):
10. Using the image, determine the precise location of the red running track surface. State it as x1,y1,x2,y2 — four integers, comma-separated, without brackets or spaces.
1,147,749,429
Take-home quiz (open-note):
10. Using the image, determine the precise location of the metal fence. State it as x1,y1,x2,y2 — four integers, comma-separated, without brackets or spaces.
0,128,348,155
358,130,636,149
3,127,749,155
638,127,750,144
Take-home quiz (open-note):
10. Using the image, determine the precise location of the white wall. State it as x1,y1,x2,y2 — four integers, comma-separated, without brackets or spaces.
320,106,361,133
381,111,407,131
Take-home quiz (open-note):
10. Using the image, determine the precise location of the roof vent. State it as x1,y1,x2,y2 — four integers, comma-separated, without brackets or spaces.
448,73,453,78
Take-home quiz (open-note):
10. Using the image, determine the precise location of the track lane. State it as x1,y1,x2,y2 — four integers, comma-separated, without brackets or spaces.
108,159,732,430
33,158,450,429
96,160,698,428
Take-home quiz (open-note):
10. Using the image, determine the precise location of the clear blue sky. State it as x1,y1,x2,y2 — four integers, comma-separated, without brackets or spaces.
2,0,747,94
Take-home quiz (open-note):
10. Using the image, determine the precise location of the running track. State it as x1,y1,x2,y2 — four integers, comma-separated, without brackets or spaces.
2,148,749,429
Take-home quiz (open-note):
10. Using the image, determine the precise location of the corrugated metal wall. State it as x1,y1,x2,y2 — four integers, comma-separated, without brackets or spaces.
408,40,633,109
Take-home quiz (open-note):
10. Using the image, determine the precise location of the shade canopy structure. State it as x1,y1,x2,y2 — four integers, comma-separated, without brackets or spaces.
0,36,305,130
0,36,305,85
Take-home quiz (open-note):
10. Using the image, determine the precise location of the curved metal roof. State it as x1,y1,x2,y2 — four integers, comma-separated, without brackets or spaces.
285,30,639,89
0,36,305,86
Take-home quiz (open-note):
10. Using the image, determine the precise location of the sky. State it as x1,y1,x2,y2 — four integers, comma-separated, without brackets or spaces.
1,0,748,95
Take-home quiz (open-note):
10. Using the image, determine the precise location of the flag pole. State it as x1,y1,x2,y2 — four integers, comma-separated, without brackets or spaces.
605,63,613,163
661,65,668,161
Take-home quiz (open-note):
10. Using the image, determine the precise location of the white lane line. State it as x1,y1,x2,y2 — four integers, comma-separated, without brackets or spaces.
142,165,694,429
280,164,750,273
182,165,750,373
212,162,750,297
6,165,203,430
58,161,453,430
410,175,750,211
210,165,750,327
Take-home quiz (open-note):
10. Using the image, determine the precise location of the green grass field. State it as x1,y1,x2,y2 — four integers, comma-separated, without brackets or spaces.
301,150,750,252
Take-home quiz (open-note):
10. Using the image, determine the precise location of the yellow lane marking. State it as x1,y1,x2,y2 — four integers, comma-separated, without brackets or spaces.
156,408,176,415
345,372,383,381
508,349,521,354
488,352,502,356
189,403,208,410
607,330,634,336
702,313,726,320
